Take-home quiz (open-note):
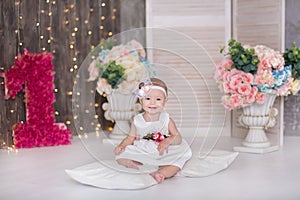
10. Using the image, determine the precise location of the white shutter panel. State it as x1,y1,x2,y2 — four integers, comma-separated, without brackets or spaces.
146,0,232,137
232,0,285,145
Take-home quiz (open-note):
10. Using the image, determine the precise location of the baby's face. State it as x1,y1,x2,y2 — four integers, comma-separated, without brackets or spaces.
140,89,167,115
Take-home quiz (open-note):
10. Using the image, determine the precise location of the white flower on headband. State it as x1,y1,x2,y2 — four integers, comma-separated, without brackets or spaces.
135,79,152,98
135,79,168,98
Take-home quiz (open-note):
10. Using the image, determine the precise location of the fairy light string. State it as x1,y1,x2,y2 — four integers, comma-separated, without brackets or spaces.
2,0,120,149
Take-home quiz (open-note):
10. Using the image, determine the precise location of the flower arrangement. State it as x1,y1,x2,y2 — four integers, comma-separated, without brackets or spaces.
215,39,293,110
88,39,155,95
283,42,300,95
142,131,169,143
4,49,72,148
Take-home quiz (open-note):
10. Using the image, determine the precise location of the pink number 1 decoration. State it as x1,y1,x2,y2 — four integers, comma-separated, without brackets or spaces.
3,49,72,148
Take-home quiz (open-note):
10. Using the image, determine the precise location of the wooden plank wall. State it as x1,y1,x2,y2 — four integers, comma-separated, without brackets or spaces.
0,0,120,148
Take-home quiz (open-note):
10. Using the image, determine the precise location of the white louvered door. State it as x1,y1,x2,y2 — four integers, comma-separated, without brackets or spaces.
146,0,232,138
232,0,285,146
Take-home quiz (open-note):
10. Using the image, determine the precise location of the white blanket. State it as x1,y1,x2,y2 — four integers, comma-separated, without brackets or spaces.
66,150,238,190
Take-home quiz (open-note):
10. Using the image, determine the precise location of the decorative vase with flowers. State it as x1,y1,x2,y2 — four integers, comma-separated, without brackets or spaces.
283,41,300,95
215,39,294,153
88,39,155,140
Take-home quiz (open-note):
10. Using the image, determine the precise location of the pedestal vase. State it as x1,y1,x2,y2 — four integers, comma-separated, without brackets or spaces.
234,93,279,154
102,90,141,141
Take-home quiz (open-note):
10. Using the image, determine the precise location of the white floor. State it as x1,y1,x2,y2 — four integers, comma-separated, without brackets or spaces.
1,134,300,200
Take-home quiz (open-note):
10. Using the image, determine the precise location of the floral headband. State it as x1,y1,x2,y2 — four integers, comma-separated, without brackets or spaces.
135,80,168,98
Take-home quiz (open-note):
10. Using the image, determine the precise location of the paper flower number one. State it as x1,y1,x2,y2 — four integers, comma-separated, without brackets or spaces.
3,49,72,148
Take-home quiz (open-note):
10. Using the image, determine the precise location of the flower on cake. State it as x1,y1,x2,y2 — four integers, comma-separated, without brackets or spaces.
88,39,155,95
215,39,293,110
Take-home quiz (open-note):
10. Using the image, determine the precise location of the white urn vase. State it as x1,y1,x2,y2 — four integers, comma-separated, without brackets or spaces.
234,93,279,154
102,90,141,140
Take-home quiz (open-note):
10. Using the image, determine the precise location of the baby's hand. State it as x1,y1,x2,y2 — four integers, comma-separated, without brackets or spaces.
114,145,125,155
157,139,169,156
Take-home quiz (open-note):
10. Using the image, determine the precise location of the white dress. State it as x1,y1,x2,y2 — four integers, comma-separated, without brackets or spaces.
115,111,192,169
65,113,239,190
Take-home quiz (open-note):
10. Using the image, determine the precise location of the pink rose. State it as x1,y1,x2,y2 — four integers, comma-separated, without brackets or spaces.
96,78,112,95
214,58,233,80
256,92,266,104
238,83,252,95
241,73,254,84
231,95,242,108
88,60,100,81
247,87,258,103
220,58,233,70
222,71,230,82
222,82,232,93
127,40,146,59
229,76,242,90
222,95,242,110
229,68,242,77
214,67,225,80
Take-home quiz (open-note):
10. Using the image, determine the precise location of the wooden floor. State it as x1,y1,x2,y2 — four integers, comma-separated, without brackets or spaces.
1,134,300,200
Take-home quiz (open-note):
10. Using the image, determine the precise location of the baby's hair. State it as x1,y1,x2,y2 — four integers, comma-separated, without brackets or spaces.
150,77,168,96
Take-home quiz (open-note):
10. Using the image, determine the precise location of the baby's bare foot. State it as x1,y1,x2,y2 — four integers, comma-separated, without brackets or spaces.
150,171,165,183
126,160,140,170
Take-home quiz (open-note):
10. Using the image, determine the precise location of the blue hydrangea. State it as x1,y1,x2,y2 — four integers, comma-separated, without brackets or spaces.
98,49,110,62
256,65,292,93
257,85,272,93
272,65,292,89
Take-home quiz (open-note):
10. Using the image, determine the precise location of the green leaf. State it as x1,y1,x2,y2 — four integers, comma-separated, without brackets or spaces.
220,46,225,54
243,65,250,72
101,60,125,89
238,59,244,65
241,54,248,63
293,49,299,56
